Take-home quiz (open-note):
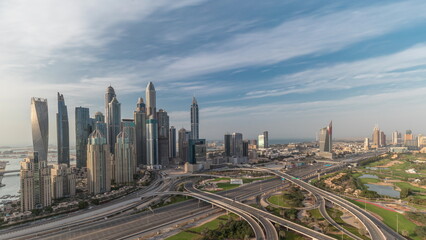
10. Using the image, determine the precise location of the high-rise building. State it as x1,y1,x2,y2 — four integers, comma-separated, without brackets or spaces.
188,139,206,164
258,134,265,149
243,140,249,157
404,130,413,143
93,112,107,137
372,126,380,148
392,131,399,145
364,138,370,150
380,132,386,147
107,97,121,154
51,164,76,199
134,98,147,166
169,126,177,159
31,98,49,162
57,93,70,166
75,107,93,168
114,121,136,185
20,152,52,211
87,129,111,195
105,86,116,145
224,134,232,157
178,128,190,162
263,131,269,148
158,109,169,166
146,82,159,169
319,121,332,152
190,97,199,140
231,133,243,157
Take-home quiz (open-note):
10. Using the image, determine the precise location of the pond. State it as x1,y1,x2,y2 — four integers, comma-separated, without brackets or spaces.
359,174,379,179
365,184,400,198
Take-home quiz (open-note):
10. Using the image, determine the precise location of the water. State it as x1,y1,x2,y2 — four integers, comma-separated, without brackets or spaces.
269,139,315,145
359,174,379,179
365,184,400,198
366,167,389,170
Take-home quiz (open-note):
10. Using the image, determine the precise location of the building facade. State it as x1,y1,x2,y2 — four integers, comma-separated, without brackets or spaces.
224,133,232,157
146,82,159,169
31,98,49,162
319,121,332,152
56,93,70,166
51,164,76,199
114,121,136,185
107,97,121,154
188,139,206,164
190,97,199,140
20,152,52,211
169,126,177,159
134,98,147,166
231,133,243,157
87,130,111,195
75,107,93,168
157,109,169,166
178,128,190,162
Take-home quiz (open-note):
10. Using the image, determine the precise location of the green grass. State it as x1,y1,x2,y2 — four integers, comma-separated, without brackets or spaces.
326,207,369,240
242,176,275,183
210,177,230,182
308,209,324,220
394,182,426,193
153,195,191,209
216,182,239,191
349,199,420,240
165,214,233,240
359,178,381,184
166,231,200,240
268,193,300,208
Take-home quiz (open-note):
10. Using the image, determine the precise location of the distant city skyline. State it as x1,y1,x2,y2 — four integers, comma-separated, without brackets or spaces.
3,0,426,146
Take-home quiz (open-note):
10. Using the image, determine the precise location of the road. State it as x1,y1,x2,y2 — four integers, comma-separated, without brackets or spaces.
269,169,405,240
185,182,335,240
6,177,285,240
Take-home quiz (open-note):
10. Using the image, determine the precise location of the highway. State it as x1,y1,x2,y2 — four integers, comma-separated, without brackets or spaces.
185,182,336,240
269,169,405,240
5,177,285,240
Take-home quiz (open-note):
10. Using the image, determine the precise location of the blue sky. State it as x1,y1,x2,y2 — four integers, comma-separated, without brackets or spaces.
1,0,426,146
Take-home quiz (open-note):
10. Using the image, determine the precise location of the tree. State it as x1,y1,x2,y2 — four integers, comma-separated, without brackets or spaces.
415,226,426,237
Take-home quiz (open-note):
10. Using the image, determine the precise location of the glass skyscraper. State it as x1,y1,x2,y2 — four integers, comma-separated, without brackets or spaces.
75,107,92,168
190,97,199,140
31,97,49,162
56,92,69,166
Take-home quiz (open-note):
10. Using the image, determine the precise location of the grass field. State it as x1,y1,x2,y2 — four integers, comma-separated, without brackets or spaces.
326,207,369,240
268,192,302,208
165,214,232,240
308,208,324,220
394,182,426,193
349,199,420,240
359,178,381,184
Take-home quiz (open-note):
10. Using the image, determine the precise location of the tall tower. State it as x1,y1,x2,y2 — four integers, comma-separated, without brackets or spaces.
231,133,243,157
145,82,159,169
57,93,70,166
75,107,92,168
31,98,49,162
105,86,116,151
114,121,136,185
169,126,177,159
190,97,199,140
108,97,121,154
263,131,269,148
20,152,52,211
178,128,190,162
224,133,232,157
157,109,169,166
372,126,380,148
87,129,111,195
134,98,147,166
319,121,332,152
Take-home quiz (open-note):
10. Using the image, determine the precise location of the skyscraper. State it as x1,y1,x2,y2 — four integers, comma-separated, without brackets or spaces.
263,131,269,148
93,112,107,137
364,138,370,150
380,132,386,147
224,133,232,157
134,98,147,166
169,126,177,159
57,93,69,166
188,139,206,164
372,126,380,148
75,107,92,168
392,131,399,145
146,82,159,169
231,133,243,157
108,97,121,154
243,140,249,157
87,129,111,195
20,152,52,211
178,128,190,162
190,97,199,140
258,134,265,149
157,109,169,166
114,121,136,185
31,98,49,162
319,121,332,152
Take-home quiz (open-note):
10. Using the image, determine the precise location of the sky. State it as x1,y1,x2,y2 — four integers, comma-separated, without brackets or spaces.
1,0,426,146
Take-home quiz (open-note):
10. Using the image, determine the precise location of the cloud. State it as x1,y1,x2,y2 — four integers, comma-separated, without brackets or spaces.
155,0,426,81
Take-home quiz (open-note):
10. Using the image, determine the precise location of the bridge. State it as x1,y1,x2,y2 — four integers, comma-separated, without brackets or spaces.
0,169,20,187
